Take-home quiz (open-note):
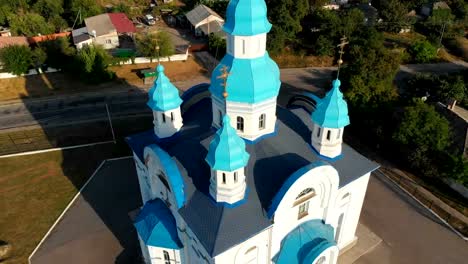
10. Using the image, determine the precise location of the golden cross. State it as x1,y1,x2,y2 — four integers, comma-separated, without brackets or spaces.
336,36,349,79
216,65,231,99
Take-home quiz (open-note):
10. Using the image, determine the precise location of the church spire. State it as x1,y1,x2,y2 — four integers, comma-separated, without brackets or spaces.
147,65,184,138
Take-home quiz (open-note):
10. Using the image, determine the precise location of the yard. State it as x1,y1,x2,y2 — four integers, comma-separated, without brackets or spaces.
0,144,129,264
0,57,205,102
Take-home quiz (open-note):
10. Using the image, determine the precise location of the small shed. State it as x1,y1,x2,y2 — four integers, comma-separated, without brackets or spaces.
141,68,157,84
185,4,224,37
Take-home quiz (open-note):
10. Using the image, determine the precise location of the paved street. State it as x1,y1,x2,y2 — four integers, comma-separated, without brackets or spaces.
1,62,466,131
357,172,468,264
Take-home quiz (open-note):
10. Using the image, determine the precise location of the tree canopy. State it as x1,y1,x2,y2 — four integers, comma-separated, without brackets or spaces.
135,32,174,62
266,0,309,54
340,29,400,109
0,45,32,75
409,40,437,63
8,12,55,36
393,100,451,176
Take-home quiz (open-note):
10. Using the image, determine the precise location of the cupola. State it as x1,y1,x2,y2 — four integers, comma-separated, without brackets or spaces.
147,65,183,138
206,115,250,204
311,79,350,158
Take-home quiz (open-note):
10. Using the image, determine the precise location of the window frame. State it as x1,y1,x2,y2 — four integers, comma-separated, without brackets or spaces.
259,114,266,130
236,116,244,132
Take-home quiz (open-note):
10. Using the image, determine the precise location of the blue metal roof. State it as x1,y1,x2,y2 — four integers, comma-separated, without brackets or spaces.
133,198,183,249
273,219,336,264
146,144,186,209
311,79,350,129
206,115,250,171
209,53,280,104
223,0,272,36
147,65,183,111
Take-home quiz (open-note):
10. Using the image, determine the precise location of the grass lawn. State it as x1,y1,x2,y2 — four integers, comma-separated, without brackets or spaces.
0,57,205,102
272,53,334,68
0,143,129,264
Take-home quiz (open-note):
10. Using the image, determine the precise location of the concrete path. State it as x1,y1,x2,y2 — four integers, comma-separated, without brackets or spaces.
355,172,468,264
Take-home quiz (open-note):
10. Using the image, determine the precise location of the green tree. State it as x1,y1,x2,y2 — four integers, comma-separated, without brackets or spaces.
0,45,32,75
208,33,226,60
49,15,68,32
341,29,400,109
378,0,411,33
266,0,309,54
32,47,47,68
439,75,465,102
409,40,437,63
314,35,334,56
8,12,54,36
33,0,63,19
73,44,114,83
70,0,102,25
135,32,174,62
39,37,76,70
393,100,451,176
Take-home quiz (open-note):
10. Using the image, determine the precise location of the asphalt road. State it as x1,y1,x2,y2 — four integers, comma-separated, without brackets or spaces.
357,172,468,264
0,62,466,130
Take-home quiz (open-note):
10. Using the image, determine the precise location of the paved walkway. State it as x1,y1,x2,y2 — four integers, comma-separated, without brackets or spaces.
356,173,468,264
30,158,142,264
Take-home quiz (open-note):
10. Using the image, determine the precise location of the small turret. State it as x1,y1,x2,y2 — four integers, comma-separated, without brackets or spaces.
147,65,183,138
206,115,250,204
311,79,350,158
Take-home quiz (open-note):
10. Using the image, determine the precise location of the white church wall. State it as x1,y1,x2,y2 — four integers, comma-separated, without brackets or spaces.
227,34,267,59
143,147,178,212
310,244,339,264
153,107,183,139
332,172,371,249
138,235,152,264
270,165,339,258
213,227,272,264
133,153,152,204
148,246,182,264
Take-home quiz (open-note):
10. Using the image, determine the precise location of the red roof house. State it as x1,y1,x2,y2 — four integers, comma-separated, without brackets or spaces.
108,13,136,34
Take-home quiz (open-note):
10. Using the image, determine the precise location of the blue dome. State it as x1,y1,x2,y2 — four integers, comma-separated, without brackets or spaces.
147,65,183,112
312,79,350,129
206,115,250,171
223,0,272,36
209,53,280,104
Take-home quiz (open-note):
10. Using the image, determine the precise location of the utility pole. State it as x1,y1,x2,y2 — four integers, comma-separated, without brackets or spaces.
437,22,447,54
105,103,116,143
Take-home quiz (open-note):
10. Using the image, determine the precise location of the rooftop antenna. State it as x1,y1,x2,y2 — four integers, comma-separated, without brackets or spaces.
336,35,349,80
217,65,231,112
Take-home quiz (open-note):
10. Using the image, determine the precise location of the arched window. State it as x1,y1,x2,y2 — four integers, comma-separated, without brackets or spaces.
162,113,166,123
326,130,331,141
222,173,226,184
218,110,223,126
259,114,266,130
158,173,171,193
163,250,170,264
335,213,344,242
242,39,246,54
315,256,326,264
317,127,321,138
244,246,258,263
237,116,244,132
171,112,174,121
296,188,315,200
234,172,238,183
337,129,341,139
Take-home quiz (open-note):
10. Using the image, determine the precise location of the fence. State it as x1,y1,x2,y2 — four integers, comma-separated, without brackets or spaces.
377,168,468,238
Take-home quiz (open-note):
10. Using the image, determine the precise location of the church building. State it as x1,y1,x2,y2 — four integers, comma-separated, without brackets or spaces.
126,0,378,263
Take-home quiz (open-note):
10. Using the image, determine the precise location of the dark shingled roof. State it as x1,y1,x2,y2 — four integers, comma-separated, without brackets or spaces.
126,98,378,257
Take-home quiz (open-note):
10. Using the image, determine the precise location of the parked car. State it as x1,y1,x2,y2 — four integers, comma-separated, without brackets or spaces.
145,14,156,25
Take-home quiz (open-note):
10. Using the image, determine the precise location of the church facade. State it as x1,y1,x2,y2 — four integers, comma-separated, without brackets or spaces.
126,0,378,263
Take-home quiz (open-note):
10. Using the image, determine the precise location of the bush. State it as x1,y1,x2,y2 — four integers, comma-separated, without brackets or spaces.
135,32,174,62
409,40,437,63
0,45,33,75
73,45,115,84
208,33,226,60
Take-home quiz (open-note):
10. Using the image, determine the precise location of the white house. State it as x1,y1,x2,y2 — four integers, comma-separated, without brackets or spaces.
126,0,378,263
185,4,225,37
